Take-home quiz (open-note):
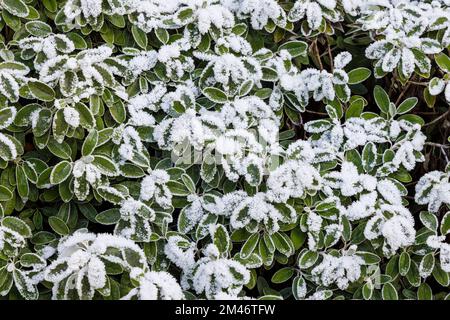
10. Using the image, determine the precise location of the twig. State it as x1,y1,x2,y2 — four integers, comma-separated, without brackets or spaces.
406,80,428,86
305,109,328,116
442,147,450,163
327,40,333,72
395,82,411,106
425,142,450,149
424,142,450,163
312,40,323,70
423,109,450,127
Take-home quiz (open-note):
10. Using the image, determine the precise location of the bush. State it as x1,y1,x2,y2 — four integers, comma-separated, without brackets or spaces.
0,0,449,300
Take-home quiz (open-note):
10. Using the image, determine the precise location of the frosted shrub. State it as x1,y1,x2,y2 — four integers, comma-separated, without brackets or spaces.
0,0,450,301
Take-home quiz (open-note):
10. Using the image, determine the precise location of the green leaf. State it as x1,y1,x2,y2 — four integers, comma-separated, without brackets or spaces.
14,104,40,126
166,180,190,196
13,270,38,300
42,0,57,12
97,186,126,204
25,21,52,37
298,250,319,269
435,53,450,73
272,232,294,257
200,154,217,183
50,161,73,184
261,67,278,81
131,26,147,49
120,163,145,178
397,114,424,126
292,275,306,299
181,173,196,193
47,138,72,160
239,79,254,97
419,253,435,279
20,253,45,268
417,283,433,300
155,28,169,44
356,251,381,265
95,208,121,225
30,231,56,245
77,203,97,223
3,0,29,18
348,67,371,84
0,185,13,201
0,107,15,128
202,87,228,103
399,251,411,276
92,155,118,176
2,216,31,238
396,97,418,114
373,85,390,113
245,162,262,186
432,263,449,287
382,283,398,300
440,211,450,235
15,165,29,199
81,130,98,157
213,224,230,255
419,211,438,231
48,216,69,236
423,87,436,108
28,80,55,101
74,103,95,129
362,281,374,300
271,267,294,284
66,32,87,49
406,261,421,287
362,142,377,173
278,41,307,58
240,233,260,259
60,71,78,97
108,100,126,123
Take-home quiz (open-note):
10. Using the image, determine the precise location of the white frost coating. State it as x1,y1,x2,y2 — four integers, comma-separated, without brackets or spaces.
188,244,250,299
334,51,352,69
44,230,147,300
415,171,450,212
6,0,449,301
288,0,340,34
0,107,16,130
426,236,450,272
377,179,402,205
115,198,155,241
360,1,443,78
344,191,377,221
140,169,172,208
71,156,119,201
311,250,364,290
122,270,184,300
266,160,322,203
232,0,286,30
164,235,196,271
364,204,416,256
63,106,80,127
226,191,296,234
381,214,415,254
324,162,377,197
0,132,18,161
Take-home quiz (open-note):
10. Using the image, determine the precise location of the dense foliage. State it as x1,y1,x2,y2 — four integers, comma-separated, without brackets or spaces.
0,0,450,300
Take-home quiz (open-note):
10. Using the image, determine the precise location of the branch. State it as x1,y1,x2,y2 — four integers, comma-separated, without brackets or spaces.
423,109,450,127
